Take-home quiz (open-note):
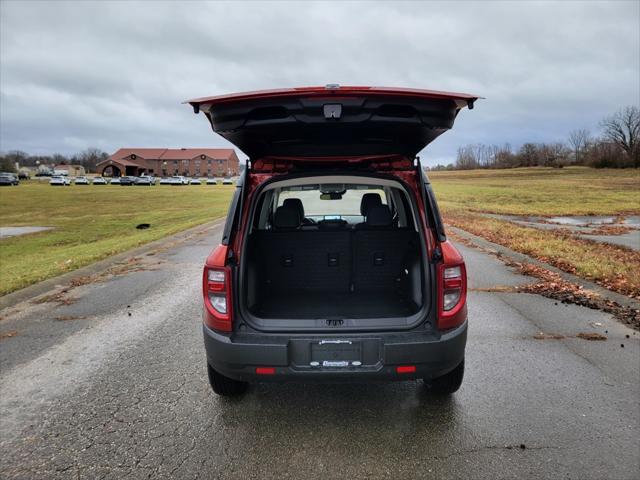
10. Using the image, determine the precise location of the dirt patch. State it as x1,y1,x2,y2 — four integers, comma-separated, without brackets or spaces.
576,332,608,341
54,315,87,321
533,332,566,340
0,330,18,340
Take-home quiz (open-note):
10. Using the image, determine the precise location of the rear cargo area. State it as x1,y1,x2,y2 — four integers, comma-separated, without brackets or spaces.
245,227,424,320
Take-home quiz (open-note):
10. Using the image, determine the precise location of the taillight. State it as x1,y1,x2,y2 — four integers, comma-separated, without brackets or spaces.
203,266,233,332
437,243,467,330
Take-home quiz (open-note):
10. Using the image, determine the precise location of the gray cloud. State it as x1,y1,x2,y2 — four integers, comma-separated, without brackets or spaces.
1,0,638,166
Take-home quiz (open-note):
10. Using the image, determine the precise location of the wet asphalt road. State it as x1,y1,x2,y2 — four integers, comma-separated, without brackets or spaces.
0,223,638,479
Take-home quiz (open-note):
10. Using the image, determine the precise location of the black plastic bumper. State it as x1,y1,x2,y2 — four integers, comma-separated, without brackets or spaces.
203,320,467,383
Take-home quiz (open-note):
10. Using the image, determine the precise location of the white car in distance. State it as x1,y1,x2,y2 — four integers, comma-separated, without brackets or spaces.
50,176,71,186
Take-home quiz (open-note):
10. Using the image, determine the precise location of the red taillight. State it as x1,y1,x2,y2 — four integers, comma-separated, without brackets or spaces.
255,367,276,375
203,265,233,332
396,365,416,374
437,243,467,330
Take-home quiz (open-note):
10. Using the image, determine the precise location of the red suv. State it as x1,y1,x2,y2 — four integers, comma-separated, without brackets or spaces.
188,86,477,396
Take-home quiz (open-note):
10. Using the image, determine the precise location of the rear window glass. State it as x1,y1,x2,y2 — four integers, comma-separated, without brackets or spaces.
277,186,387,218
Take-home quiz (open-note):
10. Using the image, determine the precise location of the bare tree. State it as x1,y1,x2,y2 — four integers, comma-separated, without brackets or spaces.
600,106,640,167
568,129,590,164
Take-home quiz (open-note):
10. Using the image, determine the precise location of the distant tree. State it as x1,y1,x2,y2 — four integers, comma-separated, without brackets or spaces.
568,129,590,165
518,143,540,166
600,106,640,167
0,156,17,172
52,153,69,165
76,148,109,173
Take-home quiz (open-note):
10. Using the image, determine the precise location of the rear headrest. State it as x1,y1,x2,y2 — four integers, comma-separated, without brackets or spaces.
360,193,382,216
366,205,393,227
273,205,301,229
283,198,305,218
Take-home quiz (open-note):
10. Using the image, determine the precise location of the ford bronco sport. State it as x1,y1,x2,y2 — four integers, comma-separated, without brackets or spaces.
187,85,478,396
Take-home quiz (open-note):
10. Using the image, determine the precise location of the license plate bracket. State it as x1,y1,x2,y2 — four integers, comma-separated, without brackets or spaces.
311,340,361,366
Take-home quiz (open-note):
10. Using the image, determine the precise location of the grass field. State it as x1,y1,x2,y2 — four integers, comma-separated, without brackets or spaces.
429,167,640,298
1,167,639,299
0,182,233,295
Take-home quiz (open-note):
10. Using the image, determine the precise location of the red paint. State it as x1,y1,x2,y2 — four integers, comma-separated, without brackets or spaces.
186,85,479,108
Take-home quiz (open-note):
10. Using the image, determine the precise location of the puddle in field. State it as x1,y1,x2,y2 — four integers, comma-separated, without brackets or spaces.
0,226,54,238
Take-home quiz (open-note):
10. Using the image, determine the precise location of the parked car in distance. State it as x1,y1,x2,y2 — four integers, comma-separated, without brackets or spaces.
92,177,107,185
190,86,477,397
136,176,154,186
50,176,70,186
74,176,90,185
159,177,172,185
119,176,138,186
109,177,120,185
222,177,233,185
190,178,202,185
0,172,19,186
171,176,189,185
206,178,218,185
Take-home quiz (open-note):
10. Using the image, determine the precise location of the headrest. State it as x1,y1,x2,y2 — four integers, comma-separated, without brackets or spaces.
283,198,305,218
360,193,383,216
366,205,393,227
273,205,301,229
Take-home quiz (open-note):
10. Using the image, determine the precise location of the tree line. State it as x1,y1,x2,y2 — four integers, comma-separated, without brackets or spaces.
0,148,110,174
431,106,639,170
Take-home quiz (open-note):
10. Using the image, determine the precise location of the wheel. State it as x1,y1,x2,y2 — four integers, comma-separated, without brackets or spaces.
424,359,464,395
207,363,248,397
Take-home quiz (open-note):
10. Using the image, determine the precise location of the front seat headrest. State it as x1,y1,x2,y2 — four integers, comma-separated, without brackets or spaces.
273,205,301,229
360,193,383,216
366,205,393,227
283,198,305,219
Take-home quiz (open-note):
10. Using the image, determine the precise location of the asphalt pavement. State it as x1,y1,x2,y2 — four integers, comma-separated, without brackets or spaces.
0,223,638,479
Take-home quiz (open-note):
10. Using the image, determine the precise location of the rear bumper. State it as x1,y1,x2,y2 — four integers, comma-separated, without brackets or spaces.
203,320,467,382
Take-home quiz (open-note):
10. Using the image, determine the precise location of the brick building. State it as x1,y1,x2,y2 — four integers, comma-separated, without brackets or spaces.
96,148,240,177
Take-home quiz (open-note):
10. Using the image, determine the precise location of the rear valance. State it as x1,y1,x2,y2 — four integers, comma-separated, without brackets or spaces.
186,86,479,159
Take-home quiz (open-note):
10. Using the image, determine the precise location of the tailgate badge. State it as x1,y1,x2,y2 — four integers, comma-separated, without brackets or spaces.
323,104,342,119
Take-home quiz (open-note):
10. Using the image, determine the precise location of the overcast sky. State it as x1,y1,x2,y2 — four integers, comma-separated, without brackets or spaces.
1,1,639,166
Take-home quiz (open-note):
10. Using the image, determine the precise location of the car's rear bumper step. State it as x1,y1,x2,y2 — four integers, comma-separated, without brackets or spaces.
203,321,467,382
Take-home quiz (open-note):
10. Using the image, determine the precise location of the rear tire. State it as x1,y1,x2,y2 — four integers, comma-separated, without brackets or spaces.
207,363,248,397
424,359,464,395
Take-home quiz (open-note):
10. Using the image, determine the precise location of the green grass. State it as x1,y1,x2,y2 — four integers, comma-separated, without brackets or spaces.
0,181,233,295
429,166,640,216
429,167,640,298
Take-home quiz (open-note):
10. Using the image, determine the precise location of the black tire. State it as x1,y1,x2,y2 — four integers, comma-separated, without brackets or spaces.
424,359,464,395
207,363,248,397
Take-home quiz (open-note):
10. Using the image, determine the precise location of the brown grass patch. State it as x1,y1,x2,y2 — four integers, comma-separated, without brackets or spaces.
445,211,640,299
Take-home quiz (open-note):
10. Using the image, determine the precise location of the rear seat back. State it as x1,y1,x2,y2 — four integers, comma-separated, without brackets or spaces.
251,204,417,295
353,229,417,291
252,230,352,293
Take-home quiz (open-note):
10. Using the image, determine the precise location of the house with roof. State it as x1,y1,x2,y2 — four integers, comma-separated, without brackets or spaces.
96,148,240,177
53,164,86,176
